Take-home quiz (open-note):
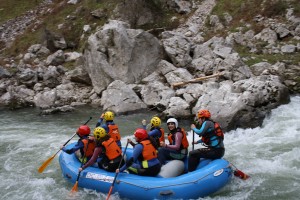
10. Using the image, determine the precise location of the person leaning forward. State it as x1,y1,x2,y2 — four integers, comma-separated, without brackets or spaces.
116,128,161,177
79,127,124,173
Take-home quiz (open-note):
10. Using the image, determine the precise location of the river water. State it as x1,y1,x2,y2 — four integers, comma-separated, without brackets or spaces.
1,96,299,200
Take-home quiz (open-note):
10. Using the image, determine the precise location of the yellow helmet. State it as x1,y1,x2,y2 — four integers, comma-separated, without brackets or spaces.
104,111,114,121
93,127,107,140
151,117,161,127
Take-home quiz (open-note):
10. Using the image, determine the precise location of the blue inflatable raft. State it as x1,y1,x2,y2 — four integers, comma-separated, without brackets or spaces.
59,142,232,199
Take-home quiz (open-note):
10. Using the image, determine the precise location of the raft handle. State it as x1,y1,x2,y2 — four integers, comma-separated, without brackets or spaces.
159,190,174,196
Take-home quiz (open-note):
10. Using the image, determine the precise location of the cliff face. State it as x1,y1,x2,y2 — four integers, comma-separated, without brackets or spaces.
0,0,299,131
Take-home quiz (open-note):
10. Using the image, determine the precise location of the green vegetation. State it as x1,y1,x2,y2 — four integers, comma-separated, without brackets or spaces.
0,0,43,25
207,0,300,66
1,0,299,66
2,0,118,57
235,44,300,66
1,0,184,57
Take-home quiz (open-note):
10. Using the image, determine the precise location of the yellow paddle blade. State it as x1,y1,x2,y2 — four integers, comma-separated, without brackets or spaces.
38,155,55,173
70,181,79,193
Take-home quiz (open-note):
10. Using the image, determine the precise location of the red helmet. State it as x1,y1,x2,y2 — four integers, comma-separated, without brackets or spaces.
134,128,148,141
197,109,211,118
77,125,90,137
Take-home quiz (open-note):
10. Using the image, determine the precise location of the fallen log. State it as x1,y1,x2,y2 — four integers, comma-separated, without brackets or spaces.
171,73,221,88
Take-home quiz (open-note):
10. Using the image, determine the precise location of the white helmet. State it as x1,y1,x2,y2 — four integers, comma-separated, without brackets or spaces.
167,118,178,128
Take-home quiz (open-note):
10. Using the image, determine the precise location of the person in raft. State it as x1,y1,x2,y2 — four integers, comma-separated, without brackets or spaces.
79,127,124,172
60,125,95,164
188,109,225,172
95,111,122,147
157,118,189,165
116,128,161,176
129,117,165,147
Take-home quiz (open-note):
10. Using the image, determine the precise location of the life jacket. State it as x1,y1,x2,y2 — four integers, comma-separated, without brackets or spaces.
201,121,224,147
107,124,121,142
81,139,96,158
140,140,157,168
167,127,189,149
102,138,122,160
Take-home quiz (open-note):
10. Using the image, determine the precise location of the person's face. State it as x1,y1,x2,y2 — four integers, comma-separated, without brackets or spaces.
167,122,176,130
134,136,139,142
198,117,203,124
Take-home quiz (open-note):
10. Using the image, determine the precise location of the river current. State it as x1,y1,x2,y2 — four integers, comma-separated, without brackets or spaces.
1,96,299,200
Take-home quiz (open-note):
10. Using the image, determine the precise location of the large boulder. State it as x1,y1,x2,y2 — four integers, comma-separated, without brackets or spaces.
192,75,290,131
84,20,164,94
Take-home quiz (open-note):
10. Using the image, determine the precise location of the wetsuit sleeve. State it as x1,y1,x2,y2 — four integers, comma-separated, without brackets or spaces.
95,118,104,127
166,132,182,151
119,144,143,172
192,121,210,137
148,129,161,138
62,140,84,154
101,124,109,133
82,147,102,169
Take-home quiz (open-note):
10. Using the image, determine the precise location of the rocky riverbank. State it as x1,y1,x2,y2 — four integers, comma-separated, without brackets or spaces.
0,0,299,131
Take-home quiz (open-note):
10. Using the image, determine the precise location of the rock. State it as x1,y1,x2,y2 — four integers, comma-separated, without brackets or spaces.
101,80,147,114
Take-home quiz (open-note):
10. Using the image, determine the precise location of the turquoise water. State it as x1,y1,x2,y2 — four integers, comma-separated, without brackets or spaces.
0,96,300,200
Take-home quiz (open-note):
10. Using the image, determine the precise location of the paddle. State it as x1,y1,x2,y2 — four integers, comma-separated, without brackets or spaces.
230,163,250,180
69,139,92,194
37,117,92,173
106,141,129,200
192,130,195,150
70,170,82,194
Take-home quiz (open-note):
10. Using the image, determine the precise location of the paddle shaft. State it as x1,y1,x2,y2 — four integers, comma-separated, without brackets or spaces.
38,117,92,173
70,139,92,193
172,73,220,88
51,117,92,157
62,116,92,148
192,130,195,150
106,141,129,200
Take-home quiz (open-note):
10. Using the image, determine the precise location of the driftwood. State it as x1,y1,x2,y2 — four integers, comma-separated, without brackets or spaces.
171,73,221,88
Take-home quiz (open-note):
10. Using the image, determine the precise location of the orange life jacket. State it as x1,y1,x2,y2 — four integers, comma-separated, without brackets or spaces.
201,121,224,147
159,128,165,143
81,139,96,158
102,138,122,160
108,124,121,142
140,140,157,168
167,127,189,149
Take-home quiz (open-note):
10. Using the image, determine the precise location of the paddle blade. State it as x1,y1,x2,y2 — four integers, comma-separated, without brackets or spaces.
234,169,250,180
38,155,55,173
70,181,79,193
106,186,113,200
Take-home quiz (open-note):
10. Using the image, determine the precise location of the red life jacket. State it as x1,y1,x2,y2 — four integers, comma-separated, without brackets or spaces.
108,124,121,142
202,121,224,147
167,127,189,149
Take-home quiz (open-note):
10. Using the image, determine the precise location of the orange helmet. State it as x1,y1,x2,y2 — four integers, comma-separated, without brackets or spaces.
77,125,91,137
134,128,148,141
197,109,211,118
